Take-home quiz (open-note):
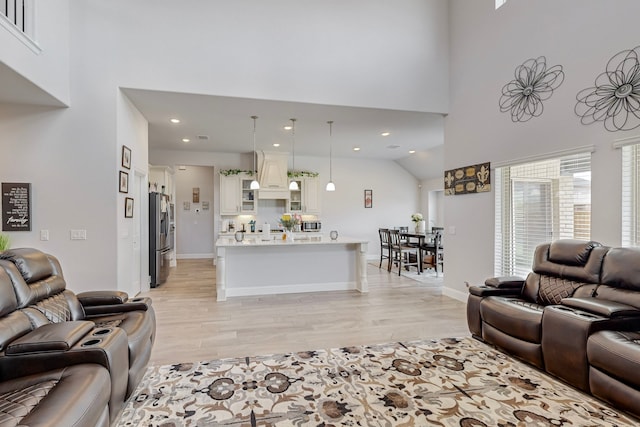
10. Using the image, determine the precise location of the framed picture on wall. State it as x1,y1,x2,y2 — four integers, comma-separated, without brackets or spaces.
119,171,129,193
364,189,373,208
124,197,134,218
121,145,131,169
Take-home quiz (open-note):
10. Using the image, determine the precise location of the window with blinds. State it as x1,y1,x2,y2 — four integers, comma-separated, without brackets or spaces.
622,144,640,246
495,153,592,277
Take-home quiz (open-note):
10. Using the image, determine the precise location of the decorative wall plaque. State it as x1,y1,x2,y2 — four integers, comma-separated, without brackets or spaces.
2,183,31,231
444,162,491,196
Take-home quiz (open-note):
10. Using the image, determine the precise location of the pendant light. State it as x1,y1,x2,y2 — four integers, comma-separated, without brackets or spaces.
326,120,336,191
250,115,260,190
288,118,299,190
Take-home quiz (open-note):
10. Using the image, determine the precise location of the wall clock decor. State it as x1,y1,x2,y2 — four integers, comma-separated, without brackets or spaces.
499,56,564,122
575,46,640,132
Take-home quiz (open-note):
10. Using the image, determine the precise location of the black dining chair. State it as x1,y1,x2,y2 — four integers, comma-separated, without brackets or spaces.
422,231,443,276
378,228,391,270
389,229,420,276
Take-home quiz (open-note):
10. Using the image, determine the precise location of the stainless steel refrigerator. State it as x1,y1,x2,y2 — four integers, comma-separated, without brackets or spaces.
149,192,170,287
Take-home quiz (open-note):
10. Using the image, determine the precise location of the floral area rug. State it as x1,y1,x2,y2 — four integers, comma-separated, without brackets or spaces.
117,337,637,426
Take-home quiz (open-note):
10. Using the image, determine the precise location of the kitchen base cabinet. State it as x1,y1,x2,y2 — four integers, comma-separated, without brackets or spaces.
215,236,368,301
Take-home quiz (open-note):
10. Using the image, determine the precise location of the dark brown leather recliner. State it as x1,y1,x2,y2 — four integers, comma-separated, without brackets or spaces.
0,248,156,420
585,247,640,417
467,240,608,368
0,266,111,426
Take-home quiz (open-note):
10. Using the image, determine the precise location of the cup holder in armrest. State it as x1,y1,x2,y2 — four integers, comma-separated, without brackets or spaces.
81,338,103,347
92,328,112,336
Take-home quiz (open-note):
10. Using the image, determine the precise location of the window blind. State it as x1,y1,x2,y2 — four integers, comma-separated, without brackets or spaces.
495,153,592,277
622,144,640,246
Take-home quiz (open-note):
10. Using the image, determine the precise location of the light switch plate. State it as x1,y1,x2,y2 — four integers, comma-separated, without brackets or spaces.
40,230,49,241
70,229,87,240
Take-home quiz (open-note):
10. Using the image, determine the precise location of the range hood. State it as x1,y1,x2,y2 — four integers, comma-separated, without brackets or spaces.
257,151,290,199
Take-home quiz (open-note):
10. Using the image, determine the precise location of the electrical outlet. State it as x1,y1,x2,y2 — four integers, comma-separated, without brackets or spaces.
70,229,87,240
40,230,49,241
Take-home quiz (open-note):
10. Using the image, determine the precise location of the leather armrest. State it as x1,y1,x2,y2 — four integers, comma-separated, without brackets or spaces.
560,297,640,318
469,285,522,297
484,276,525,288
5,321,94,355
77,291,129,306
83,297,151,317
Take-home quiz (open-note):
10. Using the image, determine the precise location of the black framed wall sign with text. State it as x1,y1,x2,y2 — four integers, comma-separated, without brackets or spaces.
2,183,31,231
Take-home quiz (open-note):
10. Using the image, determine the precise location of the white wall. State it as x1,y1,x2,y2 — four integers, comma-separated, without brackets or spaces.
0,1,70,105
85,0,450,114
174,166,215,258
116,91,149,296
444,0,640,301
150,150,420,259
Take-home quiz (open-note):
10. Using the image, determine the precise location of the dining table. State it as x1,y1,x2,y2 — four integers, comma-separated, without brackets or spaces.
400,231,443,275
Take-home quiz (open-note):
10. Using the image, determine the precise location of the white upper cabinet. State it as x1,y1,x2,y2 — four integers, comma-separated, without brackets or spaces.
220,174,241,215
220,172,258,215
289,176,321,214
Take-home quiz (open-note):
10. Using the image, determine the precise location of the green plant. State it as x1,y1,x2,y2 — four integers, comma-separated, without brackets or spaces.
220,169,255,176
0,234,10,251
287,170,319,178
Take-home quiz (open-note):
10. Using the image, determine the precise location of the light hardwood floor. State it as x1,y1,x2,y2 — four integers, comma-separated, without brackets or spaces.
140,259,469,366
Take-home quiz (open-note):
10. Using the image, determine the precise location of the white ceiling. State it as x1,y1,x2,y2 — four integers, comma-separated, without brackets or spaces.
122,88,445,180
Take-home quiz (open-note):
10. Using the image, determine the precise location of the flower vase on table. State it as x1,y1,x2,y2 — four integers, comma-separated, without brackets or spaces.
411,213,425,234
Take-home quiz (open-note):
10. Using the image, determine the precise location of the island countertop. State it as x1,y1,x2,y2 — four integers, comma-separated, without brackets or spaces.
215,234,367,247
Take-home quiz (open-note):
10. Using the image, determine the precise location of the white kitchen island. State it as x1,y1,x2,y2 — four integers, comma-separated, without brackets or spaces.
215,234,368,301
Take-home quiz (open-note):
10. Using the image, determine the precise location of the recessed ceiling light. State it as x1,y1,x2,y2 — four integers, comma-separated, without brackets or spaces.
381,132,390,136
353,147,361,151
170,118,180,124
409,150,416,154
284,125,292,130
273,143,280,147
182,138,190,143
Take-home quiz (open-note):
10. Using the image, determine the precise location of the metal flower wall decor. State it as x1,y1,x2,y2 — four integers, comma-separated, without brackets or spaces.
499,56,565,122
575,46,640,132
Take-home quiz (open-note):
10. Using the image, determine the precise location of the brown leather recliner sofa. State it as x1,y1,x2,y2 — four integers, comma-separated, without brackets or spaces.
468,239,640,418
0,248,156,426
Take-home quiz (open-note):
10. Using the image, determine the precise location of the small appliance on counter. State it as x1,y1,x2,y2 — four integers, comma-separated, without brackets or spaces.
301,220,321,232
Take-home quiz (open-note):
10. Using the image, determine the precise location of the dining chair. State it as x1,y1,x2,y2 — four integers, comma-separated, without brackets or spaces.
378,228,391,270
435,231,444,274
397,226,409,245
389,229,420,276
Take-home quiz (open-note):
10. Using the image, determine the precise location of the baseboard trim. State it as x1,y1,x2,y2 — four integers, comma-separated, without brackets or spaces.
225,281,357,298
442,286,468,303
177,253,214,260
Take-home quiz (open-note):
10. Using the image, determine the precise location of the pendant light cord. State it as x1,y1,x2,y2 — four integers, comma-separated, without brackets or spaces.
328,121,333,181
251,115,258,174
290,118,296,173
